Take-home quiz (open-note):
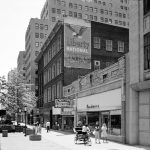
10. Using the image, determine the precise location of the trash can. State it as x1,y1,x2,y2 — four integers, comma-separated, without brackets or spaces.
2,130,8,137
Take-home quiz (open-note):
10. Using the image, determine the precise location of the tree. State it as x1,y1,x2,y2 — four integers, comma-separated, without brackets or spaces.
0,69,37,114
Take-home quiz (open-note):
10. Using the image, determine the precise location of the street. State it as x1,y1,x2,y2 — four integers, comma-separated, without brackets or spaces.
0,127,150,150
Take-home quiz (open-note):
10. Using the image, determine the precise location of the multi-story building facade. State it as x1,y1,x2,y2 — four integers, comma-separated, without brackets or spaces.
35,18,129,128
40,0,129,32
17,51,26,80
126,0,150,146
25,18,49,90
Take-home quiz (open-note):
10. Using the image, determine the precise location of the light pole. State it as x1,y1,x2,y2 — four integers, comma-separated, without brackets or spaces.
24,106,27,136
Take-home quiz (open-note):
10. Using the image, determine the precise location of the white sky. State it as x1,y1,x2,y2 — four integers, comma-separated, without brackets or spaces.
0,0,45,78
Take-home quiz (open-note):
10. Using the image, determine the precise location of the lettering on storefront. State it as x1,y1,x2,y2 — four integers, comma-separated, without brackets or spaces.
86,104,99,109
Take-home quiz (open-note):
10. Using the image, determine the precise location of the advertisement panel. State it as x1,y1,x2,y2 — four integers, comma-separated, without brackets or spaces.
55,98,74,108
64,18,91,69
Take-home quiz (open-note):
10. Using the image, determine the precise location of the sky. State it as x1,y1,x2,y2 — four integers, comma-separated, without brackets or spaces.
0,0,45,78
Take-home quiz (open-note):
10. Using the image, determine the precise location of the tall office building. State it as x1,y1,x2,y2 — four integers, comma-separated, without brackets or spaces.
17,51,26,81
25,18,49,90
40,0,129,32
126,0,150,146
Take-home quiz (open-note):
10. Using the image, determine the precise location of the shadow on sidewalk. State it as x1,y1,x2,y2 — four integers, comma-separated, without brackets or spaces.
50,129,74,136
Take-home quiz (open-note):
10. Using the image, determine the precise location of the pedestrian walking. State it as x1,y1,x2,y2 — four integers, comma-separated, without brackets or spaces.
94,121,101,144
46,121,50,133
101,123,108,143
38,123,42,134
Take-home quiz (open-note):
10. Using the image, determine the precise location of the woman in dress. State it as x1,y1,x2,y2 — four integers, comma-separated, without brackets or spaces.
94,121,101,144
101,123,108,143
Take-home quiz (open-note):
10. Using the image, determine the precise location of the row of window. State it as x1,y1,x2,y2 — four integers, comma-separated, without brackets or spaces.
51,15,127,27
52,7,127,19
35,32,47,39
35,23,48,30
35,42,43,47
93,37,125,52
44,57,62,85
57,0,109,8
44,81,62,103
44,34,62,67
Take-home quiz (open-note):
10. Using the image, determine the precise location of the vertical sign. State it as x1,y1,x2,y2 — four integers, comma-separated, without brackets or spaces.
64,18,91,69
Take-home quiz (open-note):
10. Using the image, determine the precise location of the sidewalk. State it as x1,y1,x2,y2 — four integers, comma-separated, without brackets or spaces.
0,127,150,150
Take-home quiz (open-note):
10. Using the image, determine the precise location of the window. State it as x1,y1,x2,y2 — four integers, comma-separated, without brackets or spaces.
144,33,150,70
35,23,39,29
94,16,98,21
57,0,61,5
69,11,73,16
48,87,51,102
78,5,82,10
52,8,56,13
40,33,44,39
94,0,97,3
89,15,93,20
123,21,126,26
106,40,112,51
52,17,56,22
57,58,62,75
115,12,118,17
45,25,48,30
85,6,89,11
109,19,112,24
98,1,101,4
123,14,126,18
40,24,44,30
100,17,104,22
44,89,48,103
52,85,56,101
85,14,89,20
74,12,77,18
69,2,73,8
108,11,112,17
89,7,93,12
35,33,39,38
74,4,77,9
119,13,122,18
105,18,108,23
45,34,47,38
40,42,43,46
100,9,104,14
57,81,62,98
118,41,124,52
119,21,122,25
61,1,66,6
62,10,66,15
115,20,118,24
57,9,61,14
102,2,106,5
93,37,101,49
104,10,108,15
78,13,82,19
94,8,98,13
35,42,39,47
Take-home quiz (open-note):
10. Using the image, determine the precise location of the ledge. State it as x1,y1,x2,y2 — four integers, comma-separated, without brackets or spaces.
131,80,150,91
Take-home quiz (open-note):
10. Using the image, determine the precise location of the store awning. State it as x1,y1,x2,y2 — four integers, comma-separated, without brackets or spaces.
77,88,121,112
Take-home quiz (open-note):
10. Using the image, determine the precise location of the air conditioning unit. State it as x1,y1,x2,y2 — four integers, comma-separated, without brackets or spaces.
94,60,100,66
94,60,100,70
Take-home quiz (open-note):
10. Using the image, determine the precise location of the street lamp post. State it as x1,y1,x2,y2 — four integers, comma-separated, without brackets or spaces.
24,106,27,136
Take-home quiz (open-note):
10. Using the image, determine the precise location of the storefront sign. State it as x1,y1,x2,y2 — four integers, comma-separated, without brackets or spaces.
64,18,91,69
55,98,74,108
61,108,74,115
86,104,99,109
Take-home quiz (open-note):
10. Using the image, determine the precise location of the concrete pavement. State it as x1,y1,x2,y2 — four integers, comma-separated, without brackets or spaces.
0,127,150,150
